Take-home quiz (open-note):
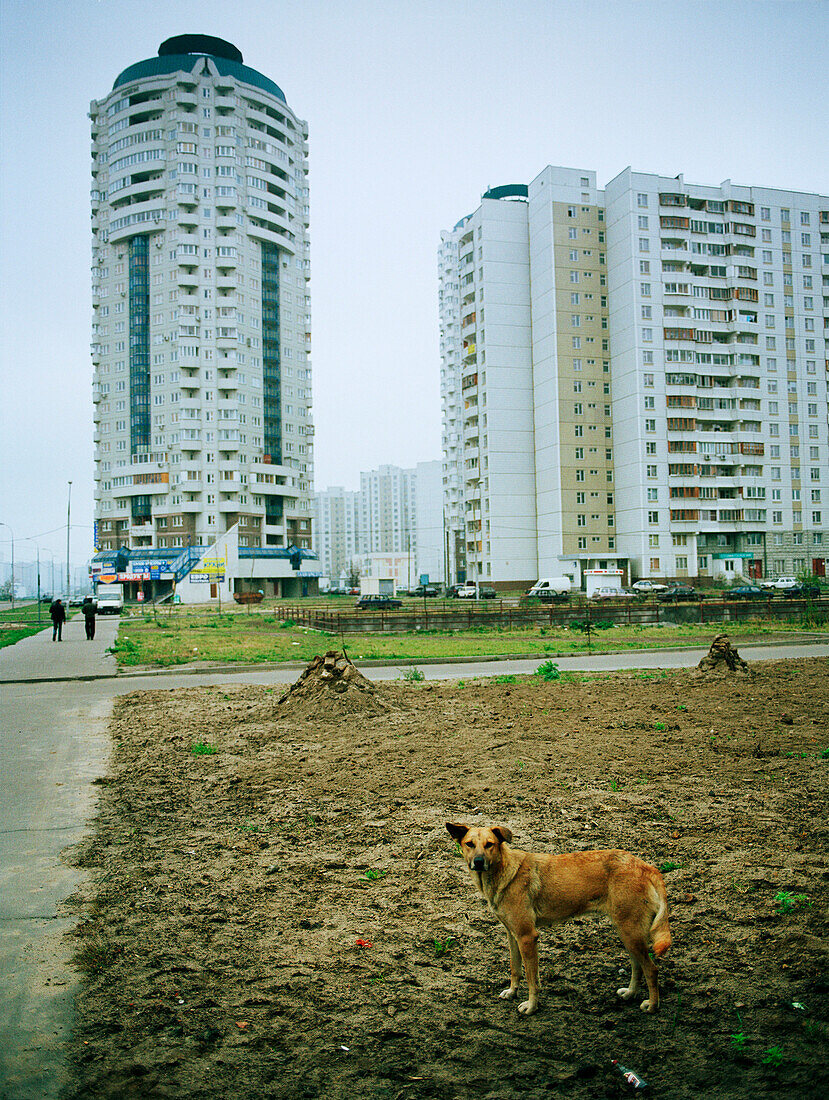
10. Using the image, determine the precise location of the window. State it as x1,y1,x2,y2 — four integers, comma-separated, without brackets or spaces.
647,465,657,477
645,419,656,432
637,193,648,207
638,215,649,229
648,510,659,524
639,238,650,252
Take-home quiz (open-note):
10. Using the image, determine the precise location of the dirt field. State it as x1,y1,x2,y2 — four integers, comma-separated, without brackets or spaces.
65,652,829,1099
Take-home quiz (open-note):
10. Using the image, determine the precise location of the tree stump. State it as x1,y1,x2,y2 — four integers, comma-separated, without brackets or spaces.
697,634,749,673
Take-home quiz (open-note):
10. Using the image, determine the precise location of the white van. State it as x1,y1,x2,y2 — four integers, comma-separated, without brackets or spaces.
96,583,124,614
527,577,571,601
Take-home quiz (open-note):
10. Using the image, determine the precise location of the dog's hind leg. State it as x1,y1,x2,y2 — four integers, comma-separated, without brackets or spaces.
499,930,523,1002
617,933,659,1013
617,954,642,1004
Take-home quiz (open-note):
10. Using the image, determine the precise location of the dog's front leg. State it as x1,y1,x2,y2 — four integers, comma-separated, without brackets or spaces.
498,930,523,1002
516,929,540,1015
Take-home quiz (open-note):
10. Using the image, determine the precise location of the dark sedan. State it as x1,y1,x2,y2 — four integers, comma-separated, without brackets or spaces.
354,594,403,610
781,583,822,599
729,585,765,600
656,584,697,602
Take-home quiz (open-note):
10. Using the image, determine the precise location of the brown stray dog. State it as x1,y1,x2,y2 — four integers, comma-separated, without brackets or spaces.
446,823,671,1016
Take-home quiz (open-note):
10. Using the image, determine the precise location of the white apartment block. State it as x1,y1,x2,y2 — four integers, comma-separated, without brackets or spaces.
314,462,445,587
360,465,418,557
313,486,361,584
90,35,313,563
440,168,829,589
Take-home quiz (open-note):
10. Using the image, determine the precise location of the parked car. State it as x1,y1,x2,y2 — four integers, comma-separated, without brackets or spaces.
453,584,479,599
355,594,402,610
760,576,798,592
477,585,497,599
413,585,439,598
656,584,697,602
590,586,634,600
781,582,821,599
631,579,668,595
729,584,765,600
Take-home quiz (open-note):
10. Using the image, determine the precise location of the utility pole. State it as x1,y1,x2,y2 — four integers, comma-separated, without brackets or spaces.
66,481,72,598
0,522,14,609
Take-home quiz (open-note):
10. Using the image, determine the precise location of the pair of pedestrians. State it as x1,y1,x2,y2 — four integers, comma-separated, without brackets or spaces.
48,598,97,641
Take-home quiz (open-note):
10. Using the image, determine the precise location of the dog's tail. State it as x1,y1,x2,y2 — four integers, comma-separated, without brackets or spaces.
648,877,672,958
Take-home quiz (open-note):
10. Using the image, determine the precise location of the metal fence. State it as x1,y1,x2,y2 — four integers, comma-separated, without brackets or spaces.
277,596,829,634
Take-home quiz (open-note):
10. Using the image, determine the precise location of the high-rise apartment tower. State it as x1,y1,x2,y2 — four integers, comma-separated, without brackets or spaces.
440,167,829,589
90,35,313,558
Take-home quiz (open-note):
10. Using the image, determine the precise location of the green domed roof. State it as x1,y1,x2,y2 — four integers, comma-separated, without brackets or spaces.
113,35,286,103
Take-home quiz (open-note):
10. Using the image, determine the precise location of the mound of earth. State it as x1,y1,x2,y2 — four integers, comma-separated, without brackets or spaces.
64,658,829,1099
696,633,751,674
276,651,391,720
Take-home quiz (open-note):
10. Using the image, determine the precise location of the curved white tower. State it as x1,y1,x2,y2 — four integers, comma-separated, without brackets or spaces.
90,35,312,560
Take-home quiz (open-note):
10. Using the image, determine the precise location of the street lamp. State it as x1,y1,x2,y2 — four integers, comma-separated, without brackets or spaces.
0,521,14,609
66,481,72,599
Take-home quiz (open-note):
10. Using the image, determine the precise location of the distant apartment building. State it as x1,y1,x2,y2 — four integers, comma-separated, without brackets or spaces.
313,486,361,583
314,462,444,586
440,167,829,588
90,35,314,592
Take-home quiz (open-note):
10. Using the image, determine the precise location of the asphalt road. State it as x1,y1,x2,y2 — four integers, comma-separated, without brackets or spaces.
1,626,828,1098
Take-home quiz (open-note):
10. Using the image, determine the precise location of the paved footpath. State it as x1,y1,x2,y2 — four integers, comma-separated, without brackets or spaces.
1,620,827,1098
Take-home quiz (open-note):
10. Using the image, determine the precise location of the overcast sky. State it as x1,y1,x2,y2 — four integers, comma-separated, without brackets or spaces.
1,0,827,566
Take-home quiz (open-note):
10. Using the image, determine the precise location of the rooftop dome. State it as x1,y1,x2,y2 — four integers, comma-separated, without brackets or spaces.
112,35,286,103
158,35,243,64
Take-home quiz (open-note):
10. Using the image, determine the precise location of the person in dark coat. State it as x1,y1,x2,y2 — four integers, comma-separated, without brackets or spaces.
49,598,66,641
81,596,97,640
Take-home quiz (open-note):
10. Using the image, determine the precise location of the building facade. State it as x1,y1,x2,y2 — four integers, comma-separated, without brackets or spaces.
90,35,313,562
440,167,829,589
313,486,361,585
314,462,445,588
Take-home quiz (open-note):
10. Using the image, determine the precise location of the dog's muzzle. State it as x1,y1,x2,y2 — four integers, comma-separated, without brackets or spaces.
472,856,487,873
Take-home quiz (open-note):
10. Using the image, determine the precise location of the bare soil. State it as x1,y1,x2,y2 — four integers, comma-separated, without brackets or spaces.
65,655,829,1099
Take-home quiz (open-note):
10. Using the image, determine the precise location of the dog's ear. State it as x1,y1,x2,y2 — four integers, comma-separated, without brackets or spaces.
446,822,469,841
492,826,513,844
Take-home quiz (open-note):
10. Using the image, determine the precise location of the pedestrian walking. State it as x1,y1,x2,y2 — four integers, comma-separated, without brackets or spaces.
49,598,66,641
81,596,97,641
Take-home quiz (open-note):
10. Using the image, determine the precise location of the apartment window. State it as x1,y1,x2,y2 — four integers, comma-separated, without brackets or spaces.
642,328,653,342
650,558,660,571
577,514,586,527
647,488,658,501
647,465,657,477
639,260,650,274
646,442,657,455
639,238,650,252
644,396,655,409
772,511,783,524
575,447,584,460
645,419,656,432
572,336,581,348
638,216,649,230
641,283,651,296
570,270,579,283
637,193,648,207
648,510,659,524
569,226,578,239
641,306,652,319
761,206,771,221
